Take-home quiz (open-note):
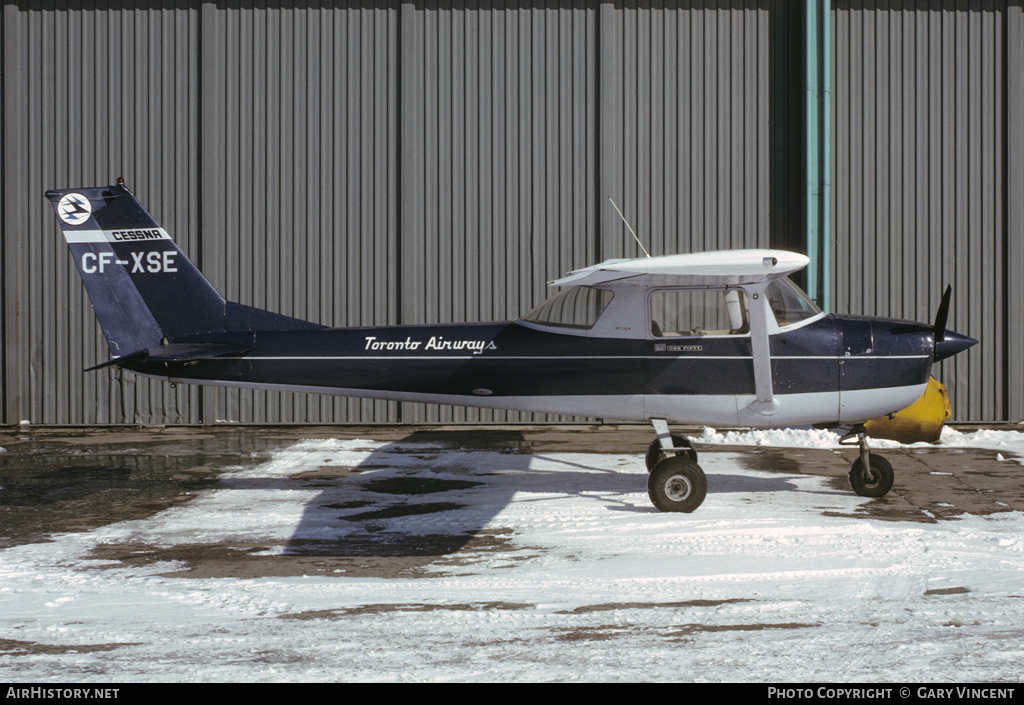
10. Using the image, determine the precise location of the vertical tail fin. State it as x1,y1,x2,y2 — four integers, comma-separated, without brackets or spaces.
46,179,319,359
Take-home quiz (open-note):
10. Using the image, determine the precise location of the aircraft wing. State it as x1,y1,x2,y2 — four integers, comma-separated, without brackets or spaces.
549,249,812,420
550,250,809,287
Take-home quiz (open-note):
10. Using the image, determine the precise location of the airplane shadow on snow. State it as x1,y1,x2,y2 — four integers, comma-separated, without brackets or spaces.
277,429,641,559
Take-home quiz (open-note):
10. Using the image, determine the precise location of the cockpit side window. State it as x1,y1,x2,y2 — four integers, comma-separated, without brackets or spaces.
650,288,749,337
766,277,822,326
522,286,614,330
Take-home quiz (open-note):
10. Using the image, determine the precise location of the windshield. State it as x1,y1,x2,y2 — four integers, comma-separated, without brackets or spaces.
766,277,822,326
521,286,614,329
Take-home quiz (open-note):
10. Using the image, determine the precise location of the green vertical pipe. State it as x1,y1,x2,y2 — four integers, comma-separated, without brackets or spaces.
805,0,830,311
805,0,820,304
821,0,831,314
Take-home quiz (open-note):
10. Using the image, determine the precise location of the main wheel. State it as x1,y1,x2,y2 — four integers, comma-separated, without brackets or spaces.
645,435,698,471
848,454,894,498
647,457,708,513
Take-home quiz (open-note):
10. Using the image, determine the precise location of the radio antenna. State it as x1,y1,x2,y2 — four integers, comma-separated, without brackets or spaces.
608,197,651,258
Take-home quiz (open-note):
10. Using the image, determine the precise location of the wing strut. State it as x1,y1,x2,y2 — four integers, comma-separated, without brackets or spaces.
745,283,780,415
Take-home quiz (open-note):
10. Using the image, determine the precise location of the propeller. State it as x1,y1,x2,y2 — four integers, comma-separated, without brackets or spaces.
932,285,952,344
930,284,977,362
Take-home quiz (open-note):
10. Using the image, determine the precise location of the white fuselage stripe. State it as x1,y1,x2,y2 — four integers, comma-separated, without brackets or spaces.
219,355,930,361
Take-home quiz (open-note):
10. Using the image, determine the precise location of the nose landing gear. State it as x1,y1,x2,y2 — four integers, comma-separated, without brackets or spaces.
840,425,895,498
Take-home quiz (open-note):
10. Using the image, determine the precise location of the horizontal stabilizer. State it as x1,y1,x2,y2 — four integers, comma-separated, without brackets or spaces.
84,349,150,372
84,343,251,372
146,343,252,363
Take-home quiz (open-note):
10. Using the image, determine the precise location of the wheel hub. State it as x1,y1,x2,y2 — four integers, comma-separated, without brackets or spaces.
664,474,692,502
862,467,880,487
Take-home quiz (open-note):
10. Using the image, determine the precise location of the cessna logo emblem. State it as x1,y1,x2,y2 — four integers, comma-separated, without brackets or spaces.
57,193,92,225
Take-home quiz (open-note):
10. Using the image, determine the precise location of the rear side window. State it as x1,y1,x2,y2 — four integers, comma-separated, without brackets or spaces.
650,288,749,337
522,286,614,330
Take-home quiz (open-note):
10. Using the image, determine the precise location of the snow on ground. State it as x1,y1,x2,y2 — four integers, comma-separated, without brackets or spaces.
2,430,1023,682
699,424,1024,455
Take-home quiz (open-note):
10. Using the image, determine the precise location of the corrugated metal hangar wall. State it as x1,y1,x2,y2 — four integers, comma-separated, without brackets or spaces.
2,0,1022,425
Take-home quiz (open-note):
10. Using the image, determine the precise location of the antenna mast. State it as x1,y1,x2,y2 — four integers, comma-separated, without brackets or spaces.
608,197,651,258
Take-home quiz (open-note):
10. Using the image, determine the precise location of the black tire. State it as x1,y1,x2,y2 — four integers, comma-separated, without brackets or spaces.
848,454,895,498
645,435,698,471
647,457,708,513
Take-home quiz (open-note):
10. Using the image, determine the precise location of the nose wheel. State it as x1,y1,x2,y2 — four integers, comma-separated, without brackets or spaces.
840,426,895,498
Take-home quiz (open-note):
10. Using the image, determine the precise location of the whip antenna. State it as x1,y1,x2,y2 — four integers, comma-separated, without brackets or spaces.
608,197,650,258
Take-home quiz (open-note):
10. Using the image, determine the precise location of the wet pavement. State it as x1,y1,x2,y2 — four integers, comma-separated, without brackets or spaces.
1,424,1021,580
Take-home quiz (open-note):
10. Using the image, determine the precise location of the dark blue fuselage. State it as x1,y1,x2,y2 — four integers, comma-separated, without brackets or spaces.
122,314,936,415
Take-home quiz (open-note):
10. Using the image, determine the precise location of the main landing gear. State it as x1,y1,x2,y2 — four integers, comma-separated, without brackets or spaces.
839,425,895,498
645,419,707,513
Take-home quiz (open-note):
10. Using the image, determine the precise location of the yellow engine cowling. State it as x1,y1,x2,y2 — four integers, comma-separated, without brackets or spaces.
864,376,950,444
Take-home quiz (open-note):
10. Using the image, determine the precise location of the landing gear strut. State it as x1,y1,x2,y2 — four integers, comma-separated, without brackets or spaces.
840,425,895,498
646,419,706,513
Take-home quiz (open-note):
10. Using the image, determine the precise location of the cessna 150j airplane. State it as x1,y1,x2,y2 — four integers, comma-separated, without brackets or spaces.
46,179,977,513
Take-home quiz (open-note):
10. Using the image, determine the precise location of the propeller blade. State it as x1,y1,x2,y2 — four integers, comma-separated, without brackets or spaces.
933,285,951,344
